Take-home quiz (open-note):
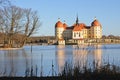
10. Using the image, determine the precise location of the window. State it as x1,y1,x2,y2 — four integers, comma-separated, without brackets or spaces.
79,33,80,37
74,33,76,37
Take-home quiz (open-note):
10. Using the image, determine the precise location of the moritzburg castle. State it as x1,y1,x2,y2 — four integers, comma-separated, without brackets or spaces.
55,17,102,44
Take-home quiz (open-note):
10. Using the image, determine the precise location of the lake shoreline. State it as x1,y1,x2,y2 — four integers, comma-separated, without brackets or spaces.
0,43,120,50
0,47,23,50
26,42,120,46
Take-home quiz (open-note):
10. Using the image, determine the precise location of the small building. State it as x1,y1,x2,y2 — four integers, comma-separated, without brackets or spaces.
77,39,84,44
58,39,65,45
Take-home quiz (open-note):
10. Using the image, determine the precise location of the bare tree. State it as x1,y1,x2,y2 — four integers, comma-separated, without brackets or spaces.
0,6,41,48
0,0,10,7
20,8,41,47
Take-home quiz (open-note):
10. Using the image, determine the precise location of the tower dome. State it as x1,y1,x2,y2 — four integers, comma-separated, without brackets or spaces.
91,19,101,26
55,21,63,28
63,23,67,29
63,20,67,29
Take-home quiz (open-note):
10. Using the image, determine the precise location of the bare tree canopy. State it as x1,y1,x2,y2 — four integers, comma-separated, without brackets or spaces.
0,0,10,7
0,5,41,48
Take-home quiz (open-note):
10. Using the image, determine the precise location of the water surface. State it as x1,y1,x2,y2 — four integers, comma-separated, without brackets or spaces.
0,44,120,77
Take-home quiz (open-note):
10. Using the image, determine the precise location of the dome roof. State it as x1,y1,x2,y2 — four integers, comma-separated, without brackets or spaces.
63,23,67,29
91,19,101,26
55,21,63,28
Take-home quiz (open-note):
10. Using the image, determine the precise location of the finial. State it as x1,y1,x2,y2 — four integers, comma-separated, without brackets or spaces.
58,18,60,21
63,20,66,23
94,16,97,20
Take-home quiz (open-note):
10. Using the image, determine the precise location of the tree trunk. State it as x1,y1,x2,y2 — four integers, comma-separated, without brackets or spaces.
20,37,27,48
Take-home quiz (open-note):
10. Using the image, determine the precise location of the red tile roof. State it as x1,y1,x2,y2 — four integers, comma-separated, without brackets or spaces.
63,23,67,29
66,27,73,29
55,21,63,28
73,23,86,31
91,19,101,26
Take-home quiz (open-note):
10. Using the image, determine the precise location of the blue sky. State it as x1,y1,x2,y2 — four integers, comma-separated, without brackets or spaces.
13,0,120,36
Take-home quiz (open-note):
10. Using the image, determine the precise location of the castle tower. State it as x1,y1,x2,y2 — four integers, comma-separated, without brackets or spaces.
91,17,102,38
55,18,65,40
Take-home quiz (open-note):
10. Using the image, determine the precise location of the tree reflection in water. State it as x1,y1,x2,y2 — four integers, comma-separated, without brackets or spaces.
0,49,31,77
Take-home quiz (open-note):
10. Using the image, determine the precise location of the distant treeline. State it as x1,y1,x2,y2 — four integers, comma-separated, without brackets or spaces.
1,34,120,44
102,35,120,39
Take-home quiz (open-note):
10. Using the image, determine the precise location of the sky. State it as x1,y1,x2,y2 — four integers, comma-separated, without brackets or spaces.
12,0,120,36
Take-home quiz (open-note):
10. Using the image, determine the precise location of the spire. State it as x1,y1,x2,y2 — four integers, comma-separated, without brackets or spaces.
76,14,79,24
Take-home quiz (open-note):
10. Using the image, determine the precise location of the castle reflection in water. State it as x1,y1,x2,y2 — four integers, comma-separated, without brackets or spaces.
56,45,102,73
1,44,119,77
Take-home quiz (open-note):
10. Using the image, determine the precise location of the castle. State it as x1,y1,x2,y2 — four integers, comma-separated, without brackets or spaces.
55,17,102,44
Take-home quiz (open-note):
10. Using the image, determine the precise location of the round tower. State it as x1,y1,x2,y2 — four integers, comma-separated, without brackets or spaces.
55,19,65,40
91,18,102,38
